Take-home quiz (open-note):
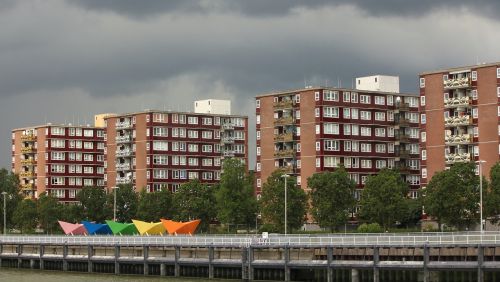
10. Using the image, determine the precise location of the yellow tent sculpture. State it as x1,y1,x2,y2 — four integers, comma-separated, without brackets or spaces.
161,219,201,235
131,219,165,235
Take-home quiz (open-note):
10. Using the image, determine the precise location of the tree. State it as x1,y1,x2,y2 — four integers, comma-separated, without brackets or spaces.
111,184,138,223
358,169,408,230
37,193,61,234
172,179,217,232
12,199,38,233
59,204,84,224
136,188,174,222
423,162,480,230
77,186,110,222
0,168,22,231
215,158,258,230
259,170,308,233
486,162,500,224
308,167,356,231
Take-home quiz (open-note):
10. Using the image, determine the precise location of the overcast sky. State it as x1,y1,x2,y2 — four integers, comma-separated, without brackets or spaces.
1,0,500,168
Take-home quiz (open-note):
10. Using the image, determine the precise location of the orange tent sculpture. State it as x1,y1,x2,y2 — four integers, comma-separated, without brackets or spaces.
160,219,201,235
58,221,87,235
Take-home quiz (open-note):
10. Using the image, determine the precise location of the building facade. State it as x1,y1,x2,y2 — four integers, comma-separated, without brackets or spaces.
419,63,500,185
104,110,248,192
255,85,421,202
12,125,106,202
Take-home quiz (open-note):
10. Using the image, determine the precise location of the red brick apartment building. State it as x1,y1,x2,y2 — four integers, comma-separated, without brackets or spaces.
419,63,500,185
12,125,105,202
104,110,248,192
255,76,421,201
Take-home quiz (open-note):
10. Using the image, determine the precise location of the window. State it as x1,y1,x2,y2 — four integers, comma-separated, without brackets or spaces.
295,94,300,103
323,123,339,134
421,132,426,142
83,142,93,149
202,172,213,180
188,144,199,152
375,144,386,153
51,152,65,160
343,108,351,119
351,124,359,136
422,150,427,161
472,90,478,100
153,141,168,151
343,124,351,135
202,131,213,139
256,115,260,125
473,108,478,118
316,158,321,168
188,130,198,139
316,125,320,134
153,127,168,137
376,160,387,169
324,140,340,151
387,95,393,105
343,92,350,102
360,95,371,104
256,131,260,140
51,177,64,185
324,107,339,118
315,108,320,117
374,128,385,137
202,145,212,152
471,71,477,81
374,96,385,105
360,127,371,136
422,168,427,178
83,166,93,174
351,92,358,103
202,117,212,125
421,114,426,124
374,112,385,121
153,155,168,165
83,129,93,137
256,99,260,108
202,158,213,167
344,141,351,151
324,156,340,168
188,158,199,166
51,139,65,148
51,127,65,136
256,147,261,156
188,116,198,125
314,91,320,101
360,111,371,120
497,68,500,78
361,159,372,168
419,78,425,88
352,141,359,152
323,90,339,101
420,96,426,106
51,164,65,173
296,110,300,120
360,143,372,152
351,108,359,119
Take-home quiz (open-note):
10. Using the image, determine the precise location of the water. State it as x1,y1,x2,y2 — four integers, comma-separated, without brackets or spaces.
0,269,210,282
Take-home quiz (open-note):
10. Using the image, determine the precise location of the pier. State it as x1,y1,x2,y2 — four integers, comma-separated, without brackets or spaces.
0,233,499,281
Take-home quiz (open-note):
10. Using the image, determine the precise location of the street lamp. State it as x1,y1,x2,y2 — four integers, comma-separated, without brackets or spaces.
476,160,486,232
2,192,7,235
281,174,290,235
112,186,119,222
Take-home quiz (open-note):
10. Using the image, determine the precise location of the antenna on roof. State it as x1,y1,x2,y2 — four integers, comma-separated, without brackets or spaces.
304,76,307,88
325,79,328,87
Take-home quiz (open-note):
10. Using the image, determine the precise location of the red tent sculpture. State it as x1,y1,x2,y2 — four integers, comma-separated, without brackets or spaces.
58,221,87,235
160,219,201,235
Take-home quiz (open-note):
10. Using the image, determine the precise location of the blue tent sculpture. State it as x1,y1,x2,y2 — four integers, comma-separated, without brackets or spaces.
81,221,112,235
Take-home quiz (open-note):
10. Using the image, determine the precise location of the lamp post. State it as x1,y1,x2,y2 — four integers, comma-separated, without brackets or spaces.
112,186,119,222
281,174,290,235
2,192,7,235
476,160,486,232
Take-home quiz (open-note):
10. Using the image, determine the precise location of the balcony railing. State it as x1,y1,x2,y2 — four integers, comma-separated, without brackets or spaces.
20,183,34,190
116,163,131,171
221,137,235,144
444,96,471,108
221,123,235,131
444,115,472,127
278,166,295,174
273,100,294,110
116,150,133,157
396,150,410,158
395,118,410,127
274,133,294,142
20,135,36,142
274,117,294,126
445,153,472,164
274,149,296,158
395,102,410,112
116,177,131,184
116,122,132,129
21,146,35,154
21,159,36,166
222,151,235,157
444,77,471,89
445,134,472,145
19,171,34,178
116,135,132,143
396,134,410,143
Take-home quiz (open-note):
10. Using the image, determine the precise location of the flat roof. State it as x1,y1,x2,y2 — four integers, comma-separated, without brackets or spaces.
13,124,104,132
419,62,500,76
104,109,247,120
256,86,417,98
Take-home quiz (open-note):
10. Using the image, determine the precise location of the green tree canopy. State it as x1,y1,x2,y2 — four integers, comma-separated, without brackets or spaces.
13,199,38,233
423,162,481,230
136,188,174,222
358,169,409,230
215,158,258,229
76,186,110,222
0,168,22,231
172,179,217,232
37,192,61,234
260,170,308,233
111,184,138,223
486,162,500,224
308,166,356,231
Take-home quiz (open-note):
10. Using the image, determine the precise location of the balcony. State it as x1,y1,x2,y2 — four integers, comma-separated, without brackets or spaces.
116,122,132,130
274,117,294,126
274,149,296,158
116,135,132,143
222,150,235,158
444,77,471,89
221,136,235,144
396,150,410,159
444,115,472,127
395,102,410,112
21,159,36,166
396,134,410,143
273,100,294,110
20,183,34,190
116,150,133,157
21,146,35,154
444,96,472,108
278,166,295,174
221,123,235,131
116,177,131,184
20,135,36,142
445,153,471,164
274,133,294,142
116,163,131,171
396,165,411,174
19,171,34,178
445,134,472,145
395,118,410,127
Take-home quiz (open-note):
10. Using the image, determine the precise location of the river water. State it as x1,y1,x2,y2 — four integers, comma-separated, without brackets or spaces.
0,269,212,282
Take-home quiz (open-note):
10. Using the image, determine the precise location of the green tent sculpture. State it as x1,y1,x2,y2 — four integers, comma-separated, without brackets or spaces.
105,220,139,235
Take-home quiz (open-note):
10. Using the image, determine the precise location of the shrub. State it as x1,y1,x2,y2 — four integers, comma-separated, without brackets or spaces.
357,223,383,233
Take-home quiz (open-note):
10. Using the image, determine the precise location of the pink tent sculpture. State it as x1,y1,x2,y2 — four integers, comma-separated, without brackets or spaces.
58,221,87,235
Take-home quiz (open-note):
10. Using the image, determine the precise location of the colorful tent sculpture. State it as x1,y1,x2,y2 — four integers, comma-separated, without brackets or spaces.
105,220,138,235
161,219,201,235
81,221,113,235
58,221,87,235
132,220,165,235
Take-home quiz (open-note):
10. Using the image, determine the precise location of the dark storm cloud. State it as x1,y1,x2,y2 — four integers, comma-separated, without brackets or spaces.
68,0,500,18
